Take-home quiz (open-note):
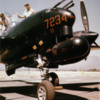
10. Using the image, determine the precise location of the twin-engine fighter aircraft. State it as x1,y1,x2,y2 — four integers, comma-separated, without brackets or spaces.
0,0,99,100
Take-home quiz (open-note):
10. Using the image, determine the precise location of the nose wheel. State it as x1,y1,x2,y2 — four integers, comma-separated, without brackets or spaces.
37,80,55,100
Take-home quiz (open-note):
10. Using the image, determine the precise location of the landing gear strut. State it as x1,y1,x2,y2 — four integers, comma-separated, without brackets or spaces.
40,68,59,86
36,55,59,100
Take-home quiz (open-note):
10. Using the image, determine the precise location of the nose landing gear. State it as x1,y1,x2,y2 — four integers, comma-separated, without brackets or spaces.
37,68,59,100
36,55,59,100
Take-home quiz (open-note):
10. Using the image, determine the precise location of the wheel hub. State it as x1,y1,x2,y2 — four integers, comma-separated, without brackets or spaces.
38,86,46,100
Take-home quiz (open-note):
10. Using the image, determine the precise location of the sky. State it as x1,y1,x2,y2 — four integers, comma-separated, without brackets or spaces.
0,0,100,70
0,0,100,33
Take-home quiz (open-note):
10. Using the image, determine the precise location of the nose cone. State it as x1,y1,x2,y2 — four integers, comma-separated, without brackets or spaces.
52,37,90,61
50,37,90,65
73,37,90,57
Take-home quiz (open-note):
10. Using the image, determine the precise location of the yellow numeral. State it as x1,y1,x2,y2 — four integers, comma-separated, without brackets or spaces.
44,19,49,29
50,17,55,27
62,14,67,22
55,15,61,25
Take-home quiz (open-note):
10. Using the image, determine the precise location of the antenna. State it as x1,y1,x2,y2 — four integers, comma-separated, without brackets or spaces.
51,0,67,10
63,0,74,9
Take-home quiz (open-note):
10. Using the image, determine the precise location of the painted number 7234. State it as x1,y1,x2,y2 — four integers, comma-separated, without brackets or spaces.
44,14,67,29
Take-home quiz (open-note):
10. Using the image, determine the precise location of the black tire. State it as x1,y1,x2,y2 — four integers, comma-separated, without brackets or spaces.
48,72,59,86
37,80,55,100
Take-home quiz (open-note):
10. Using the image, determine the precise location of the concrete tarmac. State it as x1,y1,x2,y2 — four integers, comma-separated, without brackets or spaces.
0,71,100,100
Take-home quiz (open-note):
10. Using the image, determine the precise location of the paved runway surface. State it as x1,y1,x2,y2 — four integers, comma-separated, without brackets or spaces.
0,71,100,100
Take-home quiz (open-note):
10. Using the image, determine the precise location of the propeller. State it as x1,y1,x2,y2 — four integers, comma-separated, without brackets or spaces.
80,0,100,48
80,0,89,32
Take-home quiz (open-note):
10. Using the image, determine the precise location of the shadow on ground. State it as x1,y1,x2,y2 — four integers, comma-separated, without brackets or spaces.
0,80,100,100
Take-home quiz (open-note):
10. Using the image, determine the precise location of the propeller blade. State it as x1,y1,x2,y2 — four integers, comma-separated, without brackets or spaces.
80,0,89,32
